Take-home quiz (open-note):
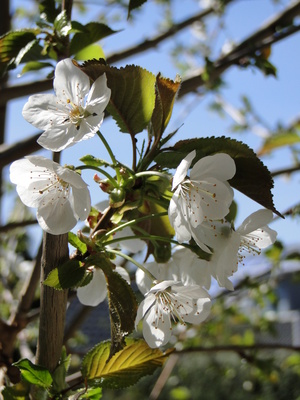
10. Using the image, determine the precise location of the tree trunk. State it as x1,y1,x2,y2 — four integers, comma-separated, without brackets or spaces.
35,232,69,372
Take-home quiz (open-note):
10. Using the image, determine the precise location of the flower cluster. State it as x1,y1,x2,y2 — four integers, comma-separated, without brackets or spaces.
10,59,111,234
9,57,278,351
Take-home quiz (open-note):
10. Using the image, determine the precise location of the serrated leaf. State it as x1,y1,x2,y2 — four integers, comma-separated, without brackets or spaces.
70,22,118,55
154,137,282,217
75,44,105,61
80,154,111,168
13,359,52,388
82,339,173,388
151,74,181,140
87,255,138,357
0,30,37,76
257,131,300,155
68,232,87,254
128,0,148,17
44,259,85,289
79,60,156,135
54,10,72,37
19,61,53,76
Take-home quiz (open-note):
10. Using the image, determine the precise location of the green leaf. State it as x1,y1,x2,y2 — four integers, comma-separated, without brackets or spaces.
154,137,282,217
128,0,148,17
80,154,111,169
0,30,37,76
75,387,103,399
54,10,72,37
51,347,71,393
44,259,85,290
39,0,60,23
87,255,138,357
13,359,52,389
19,61,54,76
70,22,118,55
68,232,87,254
81,339,173,388
75,44,105,61
80,60,156,135
258,131,300,155
151,74,181,140
1,382,30,400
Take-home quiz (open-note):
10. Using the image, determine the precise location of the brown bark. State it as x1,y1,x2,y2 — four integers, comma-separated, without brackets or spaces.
35,232,69,372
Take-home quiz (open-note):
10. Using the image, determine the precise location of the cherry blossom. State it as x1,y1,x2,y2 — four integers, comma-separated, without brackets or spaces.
9,156,91,235
22,58,111,151
168,151,236,250
135,280,211,348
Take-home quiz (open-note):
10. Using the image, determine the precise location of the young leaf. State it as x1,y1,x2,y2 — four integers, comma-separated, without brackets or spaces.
257,131,300,155
154,136,282,217
70,22,118,55
39,0,60,23
151,74,181,140
54,10,72,37
81,339,173,388
51,347,71,394
68,232,87,254
80,155,111,169
44,260,85,290
13,359,52,389
79,60,156,135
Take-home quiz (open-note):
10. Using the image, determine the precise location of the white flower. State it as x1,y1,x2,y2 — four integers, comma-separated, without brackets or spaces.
237,209,277,263
168,151,236,249
22,58,111,151
135,280,211,348
9,156,91,235
210,209,277,290
77,266,130,307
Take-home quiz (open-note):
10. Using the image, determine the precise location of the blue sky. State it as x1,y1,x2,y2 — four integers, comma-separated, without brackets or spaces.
4,0,300,252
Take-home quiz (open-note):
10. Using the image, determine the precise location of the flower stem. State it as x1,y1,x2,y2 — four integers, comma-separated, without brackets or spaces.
75,165,118,188
106,248,156,281
97,131,121,182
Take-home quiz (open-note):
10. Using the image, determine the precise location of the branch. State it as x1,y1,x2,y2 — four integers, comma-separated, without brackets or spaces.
179,0,300,97
176,343,300,354
0,219,37,233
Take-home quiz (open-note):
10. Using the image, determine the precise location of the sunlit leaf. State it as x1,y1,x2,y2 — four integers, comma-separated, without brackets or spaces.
54,10,72,37
44,260,85,290
154,137,282,217
13,359,52,388
257,131,300,155
68,232,87,254
81,339,173,388
151,73,181,141
70,22,118,55
0,30,37,76
75,44,105,61
80,155,111,169
79,60,156,135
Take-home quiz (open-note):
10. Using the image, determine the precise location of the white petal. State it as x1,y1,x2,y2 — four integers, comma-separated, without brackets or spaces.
37,199,77,235
183,297,211,324
172,150,196,190
86,73,111,111
190,153,236,182
54,58,90,102
22,94,65,130
114,227,146,253
143,304,171,348
37,124,80,152
238,209,274,235
135,293,156,328
70,186,91,221
77,269,107,306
